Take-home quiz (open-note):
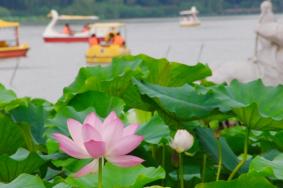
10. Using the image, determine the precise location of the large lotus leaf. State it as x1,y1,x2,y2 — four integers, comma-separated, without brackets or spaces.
0,113,24,155
0,148,45,182
59,55,145,109
52,183,72,188
8,99,51,144
113,55,212,86
134,79,222,121
52,157,92,175
60,55,211,110
210,80,283,130
196,128,248,173
137,115,170,144
0,174,45,188
249,154,283,180
195,172,276,188
0,84,17,107
273,131,283,150
220,126,246,155
66,163,165,188
66,91,125,117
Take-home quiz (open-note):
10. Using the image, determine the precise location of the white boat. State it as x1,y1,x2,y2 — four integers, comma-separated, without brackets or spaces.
43,10,99,43
179,6,201,27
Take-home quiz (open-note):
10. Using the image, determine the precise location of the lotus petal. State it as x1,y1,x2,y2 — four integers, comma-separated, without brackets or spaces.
53,133,89,159
75,159,98,177
107,155,144,167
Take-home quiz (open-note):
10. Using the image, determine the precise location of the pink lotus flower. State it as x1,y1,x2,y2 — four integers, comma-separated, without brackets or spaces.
53,112,144,177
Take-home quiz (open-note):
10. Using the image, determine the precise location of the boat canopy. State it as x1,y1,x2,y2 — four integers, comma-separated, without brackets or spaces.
58,15,98,20
0,20,19,28
47,10,99,20
180,6,199,16
90,22,124,29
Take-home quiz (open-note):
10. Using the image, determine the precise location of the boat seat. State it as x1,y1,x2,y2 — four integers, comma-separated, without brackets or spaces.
0,41,8,47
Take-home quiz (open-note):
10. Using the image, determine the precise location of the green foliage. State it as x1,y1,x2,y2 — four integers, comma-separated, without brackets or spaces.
196,127,248,173
196,172,276,188
1,55,283,187
0,6,10,17
0,148,45,182
66,163,165,188
0,113,25,155
2,0,283,18
134,79,221,124
210,80,283,130
60,54,211,111
0,84,16,106
0,174,45,188
137,115,170,145
250,154,283,180
9,99,51,144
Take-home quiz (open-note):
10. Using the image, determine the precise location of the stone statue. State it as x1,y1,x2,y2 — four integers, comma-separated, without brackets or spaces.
210,0,283,85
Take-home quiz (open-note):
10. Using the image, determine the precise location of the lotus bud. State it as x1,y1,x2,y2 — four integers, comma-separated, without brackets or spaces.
170,129,194,153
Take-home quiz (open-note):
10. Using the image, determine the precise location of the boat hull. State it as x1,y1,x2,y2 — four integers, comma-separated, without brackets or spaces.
180,21,201,27
0,46,29,58
44,37,89,43
86,44,130,64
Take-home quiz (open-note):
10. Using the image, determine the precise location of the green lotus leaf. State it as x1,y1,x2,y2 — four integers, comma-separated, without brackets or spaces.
67,91,125,117
273,131,283,150
137,115,170,144
195,172,276,188
210,80,283,130
0,174,45,188
0,113,24,155
249,154,283,180
113,55,212,86
52,182,72,188
133,79,222,122
66,163,165,188
0,84,17,107
169,164,200,181
59,54,211,110
8,99,51,144
196,127,248,173
0,148,45,182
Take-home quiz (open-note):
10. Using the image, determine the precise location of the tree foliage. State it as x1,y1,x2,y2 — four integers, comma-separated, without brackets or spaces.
1,0,283,18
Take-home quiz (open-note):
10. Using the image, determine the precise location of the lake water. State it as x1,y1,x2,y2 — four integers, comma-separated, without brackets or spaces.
0,15,279,102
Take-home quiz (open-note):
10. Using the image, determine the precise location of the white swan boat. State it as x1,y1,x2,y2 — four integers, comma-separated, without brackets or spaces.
43,10,99,43
179,6,201,27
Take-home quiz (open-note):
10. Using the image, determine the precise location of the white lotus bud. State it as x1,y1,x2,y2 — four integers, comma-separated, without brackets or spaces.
170,130,194,153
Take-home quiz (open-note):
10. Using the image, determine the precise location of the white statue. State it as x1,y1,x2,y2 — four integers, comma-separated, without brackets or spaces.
258,0,275,23
210,0,283,85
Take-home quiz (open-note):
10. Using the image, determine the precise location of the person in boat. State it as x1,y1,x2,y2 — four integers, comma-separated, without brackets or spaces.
63,23,73,35
89,34,99,47
105,33,115,45
113,32,125,46
82,23,90,32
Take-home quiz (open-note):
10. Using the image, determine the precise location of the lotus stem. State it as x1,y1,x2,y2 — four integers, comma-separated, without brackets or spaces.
178,153,184,188
98,157,103,188
161,144,166,186
201,154,207,182
228,128,250,180
152,145,157,160
216,140,222,181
